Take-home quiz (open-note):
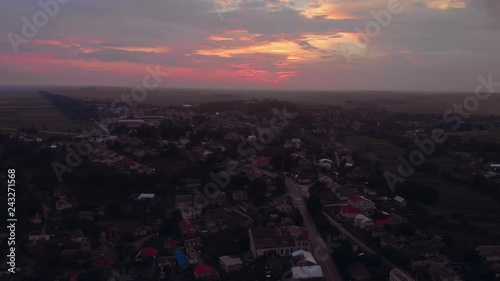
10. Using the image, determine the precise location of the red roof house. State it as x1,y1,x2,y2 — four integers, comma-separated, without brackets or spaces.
194,263,218,279
375,219,392,226
340,205,362,219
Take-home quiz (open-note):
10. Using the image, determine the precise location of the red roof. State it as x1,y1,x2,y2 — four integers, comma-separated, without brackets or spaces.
340,205,361,214
164,237,177,248
254,157,272,167
375,219,392,226
141,247,158,257
194,263,214,277
347,194,362,203
178,220,194,230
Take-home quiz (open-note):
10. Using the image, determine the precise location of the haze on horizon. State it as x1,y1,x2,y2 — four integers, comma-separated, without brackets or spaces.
1,0,499,91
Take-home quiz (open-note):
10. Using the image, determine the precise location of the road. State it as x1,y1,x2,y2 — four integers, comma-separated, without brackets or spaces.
41,204,50,235
285,177,343,281
323,211,397,269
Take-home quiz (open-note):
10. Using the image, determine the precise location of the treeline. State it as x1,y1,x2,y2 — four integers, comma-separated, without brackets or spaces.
39,91,97,121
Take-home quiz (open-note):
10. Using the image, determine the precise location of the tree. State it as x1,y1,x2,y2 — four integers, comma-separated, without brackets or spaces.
306,193,322,215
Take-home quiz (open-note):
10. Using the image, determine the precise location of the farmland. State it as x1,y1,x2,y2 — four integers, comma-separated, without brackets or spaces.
347,134,500,236
39,87,500,116
447,130,500,144
0,92,95,132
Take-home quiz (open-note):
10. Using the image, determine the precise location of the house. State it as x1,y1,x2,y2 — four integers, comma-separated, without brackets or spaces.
291,265,324,281
164,237,177,249
363,187,377,196
254,157,272,168
389,213,405,225
291,138,301,148
394,196,407,207
248,226,310,258
427,265,462,281
135,247,158,262
92,249,117,268
273,195,293,213
55,198,73,211
28,235,50,244
477,245,500,262
347,195,376,211
375,219,393,227
381,233,404,249
186,179,201,190
175,249,188,269
136,193,155,200
219,256,243,273
157,254,176,269
78,211,94,221
339,205,362,220
194,263,219,280
232,190,248,202
409,240,440,258
336,188,357,201
210,191,226,206
347,262,371,281
205,208,228,226
185,237,202,248
366,225,386,238
30,214,42,224
180,206,203,221
179,220,196,238
353,214,374,229
186,247,200,265
291,250,318,266
390,267,415,281
175,194,194,209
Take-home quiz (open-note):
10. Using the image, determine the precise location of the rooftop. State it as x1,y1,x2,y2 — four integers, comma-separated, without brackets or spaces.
249,226,308,249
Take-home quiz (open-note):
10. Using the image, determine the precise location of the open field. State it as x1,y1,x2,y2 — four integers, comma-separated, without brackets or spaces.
347,134,500,234
345,134,404,172
0,92,95,132
447,130,500,144
25,87,500,116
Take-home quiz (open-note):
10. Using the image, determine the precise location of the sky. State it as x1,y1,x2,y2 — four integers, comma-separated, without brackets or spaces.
1,0,499,91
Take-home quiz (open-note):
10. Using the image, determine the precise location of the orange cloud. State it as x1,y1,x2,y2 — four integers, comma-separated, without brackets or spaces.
301,3,358,20
209,36,234,41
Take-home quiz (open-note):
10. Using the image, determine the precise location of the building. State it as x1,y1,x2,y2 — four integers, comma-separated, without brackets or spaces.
273,195,293,213
248,226,310,258
180,206,202,220
186,248,200,265
390,267,415,281
290,250,324,281
219,256,243,273
347,195,376,211
347,262,370,281
477,245,500,262
194,263,219,280
353,214,374,229
394,195,407,207
340,205,362,220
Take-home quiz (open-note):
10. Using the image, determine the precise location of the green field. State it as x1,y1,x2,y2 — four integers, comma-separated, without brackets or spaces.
447,130,500,144
0,92,95,132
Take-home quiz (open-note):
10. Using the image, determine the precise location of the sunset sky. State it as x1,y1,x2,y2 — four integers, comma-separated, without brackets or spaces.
1,0,499,91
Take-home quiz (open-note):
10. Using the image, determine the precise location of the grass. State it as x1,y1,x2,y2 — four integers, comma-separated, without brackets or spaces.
447,130,500,144
0,92,95,132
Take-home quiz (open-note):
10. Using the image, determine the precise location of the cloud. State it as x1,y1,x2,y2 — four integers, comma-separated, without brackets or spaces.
0,0,499,90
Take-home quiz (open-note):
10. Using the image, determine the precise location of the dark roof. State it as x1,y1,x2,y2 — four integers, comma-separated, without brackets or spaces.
250,226,308,249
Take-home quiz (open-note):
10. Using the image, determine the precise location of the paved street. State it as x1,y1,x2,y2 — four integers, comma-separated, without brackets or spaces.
285,177,343,281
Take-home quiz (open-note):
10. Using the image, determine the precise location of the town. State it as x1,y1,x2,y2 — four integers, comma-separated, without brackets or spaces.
1,92,500,281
